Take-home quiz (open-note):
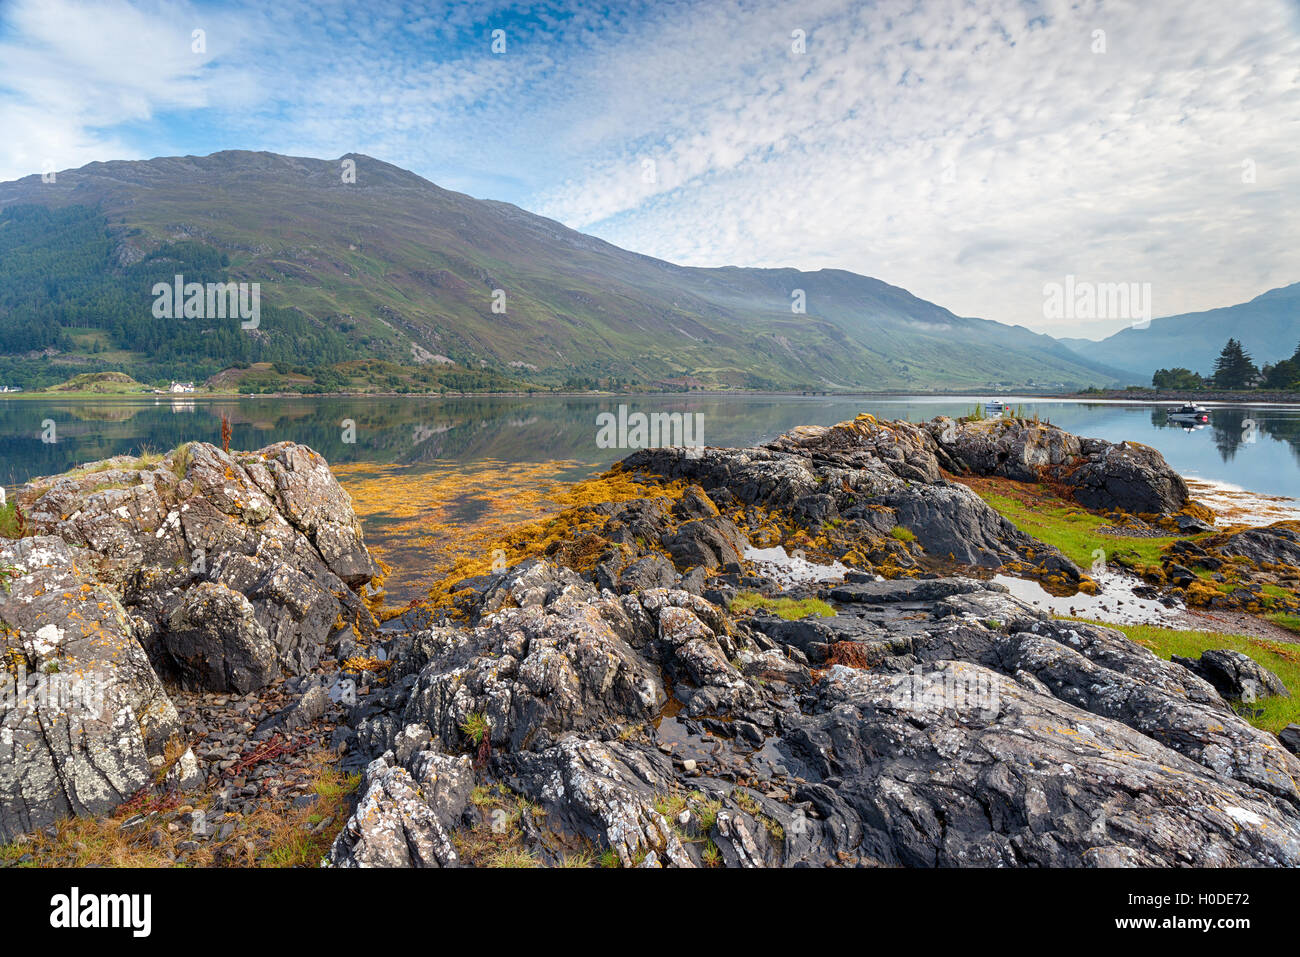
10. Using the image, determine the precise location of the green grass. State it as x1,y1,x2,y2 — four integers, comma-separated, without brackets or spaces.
1067,618,1300,733
0,501,21,539
889,525,916,543
459,712,489,746
1268,613,1300,636
974,485,1186,569
730,592,835,620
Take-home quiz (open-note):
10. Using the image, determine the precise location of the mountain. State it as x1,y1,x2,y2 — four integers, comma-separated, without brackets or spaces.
0,150,1126,391
1062,283,1300,384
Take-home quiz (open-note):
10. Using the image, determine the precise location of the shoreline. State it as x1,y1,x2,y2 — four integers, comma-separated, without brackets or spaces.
5,385,1300,403
1,387,1069,400
1051,388,1300,404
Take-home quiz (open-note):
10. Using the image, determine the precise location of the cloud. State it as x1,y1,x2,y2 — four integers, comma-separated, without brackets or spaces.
1,0,1297,336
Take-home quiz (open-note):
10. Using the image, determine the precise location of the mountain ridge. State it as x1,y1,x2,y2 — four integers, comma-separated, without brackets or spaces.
0,149,1128,391
1062,281,1300,383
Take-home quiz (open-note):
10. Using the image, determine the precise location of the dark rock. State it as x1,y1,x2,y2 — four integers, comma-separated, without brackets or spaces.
1176,514,1215,534
1279,724,1300,756
663,516,747,570
927,418,1189,515
617,554,678,593
164,582,279,692
624,430,1079,575
780,661,1300,866
828,576,998,604
1173,649,1291,703
1211,523,1300,567
337,559,1300,867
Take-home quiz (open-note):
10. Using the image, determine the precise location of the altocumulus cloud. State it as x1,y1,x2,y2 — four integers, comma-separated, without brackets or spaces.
1,0,1297,337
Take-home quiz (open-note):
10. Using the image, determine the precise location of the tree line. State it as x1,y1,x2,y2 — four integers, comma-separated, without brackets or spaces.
1152,338,1300,392
0,203,353,388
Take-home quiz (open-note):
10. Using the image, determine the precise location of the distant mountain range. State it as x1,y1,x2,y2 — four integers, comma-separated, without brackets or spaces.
1061,283,1300,383
0,150,1126,391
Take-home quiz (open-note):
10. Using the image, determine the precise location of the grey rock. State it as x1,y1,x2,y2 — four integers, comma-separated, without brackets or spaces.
327,751,463,868
164,582,278,693
15,441,378,692
0,536,180,842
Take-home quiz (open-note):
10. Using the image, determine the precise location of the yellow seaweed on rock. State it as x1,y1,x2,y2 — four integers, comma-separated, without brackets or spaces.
334,459,684,618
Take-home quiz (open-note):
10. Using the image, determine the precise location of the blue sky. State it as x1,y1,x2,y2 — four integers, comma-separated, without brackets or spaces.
1,0,1298,337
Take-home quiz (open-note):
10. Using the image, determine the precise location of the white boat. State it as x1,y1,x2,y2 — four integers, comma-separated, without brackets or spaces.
1166,403,1210,423
983,399,1009,417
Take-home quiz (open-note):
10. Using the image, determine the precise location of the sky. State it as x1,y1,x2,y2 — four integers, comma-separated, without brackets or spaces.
0,0,1297,338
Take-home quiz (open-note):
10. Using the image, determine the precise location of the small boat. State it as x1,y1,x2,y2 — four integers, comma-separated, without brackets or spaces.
1166,403,1210,423
983,399,1009,418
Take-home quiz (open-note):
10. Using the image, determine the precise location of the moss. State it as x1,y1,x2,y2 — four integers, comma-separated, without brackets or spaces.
701,839,722,867
0,501,26,540
888,525,917,543
729,592,835,620
1268,613,1300,635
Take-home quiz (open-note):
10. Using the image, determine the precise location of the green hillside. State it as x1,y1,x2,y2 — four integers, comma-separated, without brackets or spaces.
0,150,1126,392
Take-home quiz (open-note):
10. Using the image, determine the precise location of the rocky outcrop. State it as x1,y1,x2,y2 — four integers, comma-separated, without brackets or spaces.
323,415,1299,867
328,733,473,868
335,557,1300,867
0,536,195,841
16,441,378,691
1212,523,1300,567
1170,522,1300,569
1162,522,1300,614
1,442,377,840
622,414,1082,584
9,417,1298,867
926,417,1190,515
782,660,1299,866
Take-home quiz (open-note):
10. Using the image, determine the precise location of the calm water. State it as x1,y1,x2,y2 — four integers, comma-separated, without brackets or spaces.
2,394,1299,500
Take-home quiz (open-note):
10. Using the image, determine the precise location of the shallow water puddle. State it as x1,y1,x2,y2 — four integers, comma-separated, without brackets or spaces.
743,544,849,586
993,571,1181,625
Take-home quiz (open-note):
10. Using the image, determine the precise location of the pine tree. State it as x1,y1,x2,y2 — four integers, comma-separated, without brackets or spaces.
1211,338,1259,389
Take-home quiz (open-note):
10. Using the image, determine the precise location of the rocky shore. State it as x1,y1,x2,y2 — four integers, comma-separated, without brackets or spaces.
3,414,1300,867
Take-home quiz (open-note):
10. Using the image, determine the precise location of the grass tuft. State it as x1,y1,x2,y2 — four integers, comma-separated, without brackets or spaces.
730,591,834,620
